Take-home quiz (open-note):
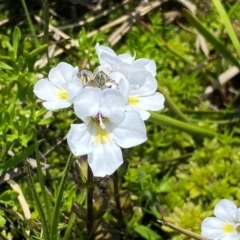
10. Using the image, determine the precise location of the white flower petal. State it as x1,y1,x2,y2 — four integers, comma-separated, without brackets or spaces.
129,73,157,96
67,123,93,156
98,52,122,71
67,77,83,100
126,105,150,121
88,140,123,177
236,208,240,222
214,199,237,223
132,59,156,77
137,92,165,111
49,62,78,88
33,79,60,101
112,110,147,148
74,87,101,122
201,217,226,239
221,235,239,240
100,89,126,124
118,53,135,64
95,43,117,58
109,71,129,100
42,100,71,110
97,62,112,76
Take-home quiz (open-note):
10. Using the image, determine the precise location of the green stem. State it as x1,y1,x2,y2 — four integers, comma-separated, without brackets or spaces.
62,213,76,240
87,164,94,240
21,0,39,48
50,153,73,240
150,112,217,139
25,150,50,240
157,86,188,122
34,131,51,224
212,0,240,59
43,0,49,60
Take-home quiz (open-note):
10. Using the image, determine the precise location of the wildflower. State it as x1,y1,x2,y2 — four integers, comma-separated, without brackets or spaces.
33,62,82,110
125,68,165,120
95,44,165,120
201,199,240,240
67,87,147,177
95,43,156,77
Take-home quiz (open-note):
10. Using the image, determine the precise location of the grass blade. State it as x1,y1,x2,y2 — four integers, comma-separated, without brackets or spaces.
150,112,216,139
50,153,73,240
212,0,240,59
34,131,52,225
20,0,39,48
25,151,50,240
182,9,240,68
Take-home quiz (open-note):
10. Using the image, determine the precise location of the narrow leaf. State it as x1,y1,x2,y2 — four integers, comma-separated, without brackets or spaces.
50,153,73,240
150,113,216,139
30,44,48,58
0,141,43,175
212,0,240,59
134,225,162,240
182,9,240,68
12,27,21,58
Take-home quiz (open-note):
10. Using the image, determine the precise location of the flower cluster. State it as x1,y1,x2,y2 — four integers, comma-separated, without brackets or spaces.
201,199,240,240
34,44,165,177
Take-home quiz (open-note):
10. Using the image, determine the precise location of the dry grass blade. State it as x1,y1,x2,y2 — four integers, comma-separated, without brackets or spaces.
109,0,168,46
34,15,70,39
158,220,210,240
177,0,196,14
7,179,31,222
177,0,209,58
164,11,182,24
204,66,240,95
196,33,209,57
0,18,10,26
58,0,131,30
34,33,61,68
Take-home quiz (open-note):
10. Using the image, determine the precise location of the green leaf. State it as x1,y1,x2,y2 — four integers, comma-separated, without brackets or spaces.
72,203,87,221
182,9,240,68
50,153,73,240
12,27,21,58
26,161,51,240
0,141,43,175
134,225,162,240
158,39,194,66
0,190,19,204
38,116,55,125
29,44,48,58
150,113,216,139
0,61,13,70
212,0,240,59
0,215,6,226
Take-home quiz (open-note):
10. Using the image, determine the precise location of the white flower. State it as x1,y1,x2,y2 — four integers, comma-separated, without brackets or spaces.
126,69,165,120
201,199,240,240
95,44,165,120
95,43,156,77
67,87,147,177
33,62,82,110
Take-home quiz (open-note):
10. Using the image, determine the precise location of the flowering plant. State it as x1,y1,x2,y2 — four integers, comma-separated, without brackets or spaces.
34,44,165,177
201,199,240,240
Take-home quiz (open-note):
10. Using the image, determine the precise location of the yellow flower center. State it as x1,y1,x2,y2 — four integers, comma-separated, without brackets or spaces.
95,127,110,144
128,95,139,106
58,89,68,99
223,223,234,234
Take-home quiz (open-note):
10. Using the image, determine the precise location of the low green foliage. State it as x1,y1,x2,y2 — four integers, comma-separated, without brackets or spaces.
1,0,240,239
